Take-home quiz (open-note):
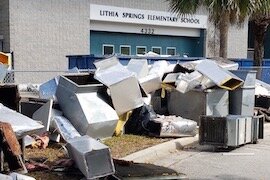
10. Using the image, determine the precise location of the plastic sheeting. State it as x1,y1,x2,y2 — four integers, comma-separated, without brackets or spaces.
0,103,44,138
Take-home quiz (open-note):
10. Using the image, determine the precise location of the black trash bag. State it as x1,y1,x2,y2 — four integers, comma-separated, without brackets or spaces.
124,104,161,136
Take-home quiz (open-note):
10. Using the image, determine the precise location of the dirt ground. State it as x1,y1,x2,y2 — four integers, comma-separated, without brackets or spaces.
22,134,172,180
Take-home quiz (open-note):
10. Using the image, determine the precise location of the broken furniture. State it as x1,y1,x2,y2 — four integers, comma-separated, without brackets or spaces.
56,73,118,139
199,115,252,147
0,122,26,173
167,88,229,124
66,135,115,179
0,103,44,171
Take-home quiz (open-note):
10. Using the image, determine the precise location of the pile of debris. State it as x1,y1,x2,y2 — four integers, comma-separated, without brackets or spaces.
0,55,269,179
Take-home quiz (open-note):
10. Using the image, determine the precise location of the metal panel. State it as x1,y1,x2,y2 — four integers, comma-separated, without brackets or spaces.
39,76,59,100
32,99,53,134
52,116,81,141
94,57,144,115
229,88,255,116
200,115,253,147
0,104,44,138
56,74,119,139
227,115,252,146
251,116,259,143
66,135,115,179
195,60,243,90
0,173,12,180
168,89,228,124
127,59,148,79
230,70,256,88
245,117,252,143
226,116,239,146
199,116,227,146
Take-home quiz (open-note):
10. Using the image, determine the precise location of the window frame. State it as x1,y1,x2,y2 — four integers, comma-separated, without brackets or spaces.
102,44,114,55
136,46,147,55
166,47,176,55
120,45,131,55
152,46,162,55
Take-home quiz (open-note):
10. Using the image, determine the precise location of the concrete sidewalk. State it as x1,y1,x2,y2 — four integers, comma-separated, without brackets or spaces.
122,134,198,163
123,122,270,164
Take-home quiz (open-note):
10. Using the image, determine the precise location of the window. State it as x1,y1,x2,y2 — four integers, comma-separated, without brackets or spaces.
152,47,162,55
136,46,147,55
103,44,114,55
166,47,176,55
120,45,131,55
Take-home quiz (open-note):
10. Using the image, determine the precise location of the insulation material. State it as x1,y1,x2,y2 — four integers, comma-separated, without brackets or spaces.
154,115,197,137
175,71,203,93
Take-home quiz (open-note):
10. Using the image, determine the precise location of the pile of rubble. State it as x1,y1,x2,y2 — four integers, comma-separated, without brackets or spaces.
0,55,269,179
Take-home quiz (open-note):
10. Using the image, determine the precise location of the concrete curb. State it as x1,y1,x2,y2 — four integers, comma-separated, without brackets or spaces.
122,134,198,163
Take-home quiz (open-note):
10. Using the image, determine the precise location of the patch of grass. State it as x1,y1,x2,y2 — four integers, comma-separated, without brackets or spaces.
103,134,172,158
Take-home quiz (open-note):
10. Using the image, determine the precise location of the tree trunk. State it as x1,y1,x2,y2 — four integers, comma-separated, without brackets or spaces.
253,20,269,79
253,22,268,66
219,11,230,59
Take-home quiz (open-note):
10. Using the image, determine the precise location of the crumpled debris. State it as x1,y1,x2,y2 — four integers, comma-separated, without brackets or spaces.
53,158,74,168
31,134,49,149
25,160,50,172
153,115,197,137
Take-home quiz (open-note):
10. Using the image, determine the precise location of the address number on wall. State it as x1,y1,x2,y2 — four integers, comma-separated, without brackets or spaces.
141,28,155,34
